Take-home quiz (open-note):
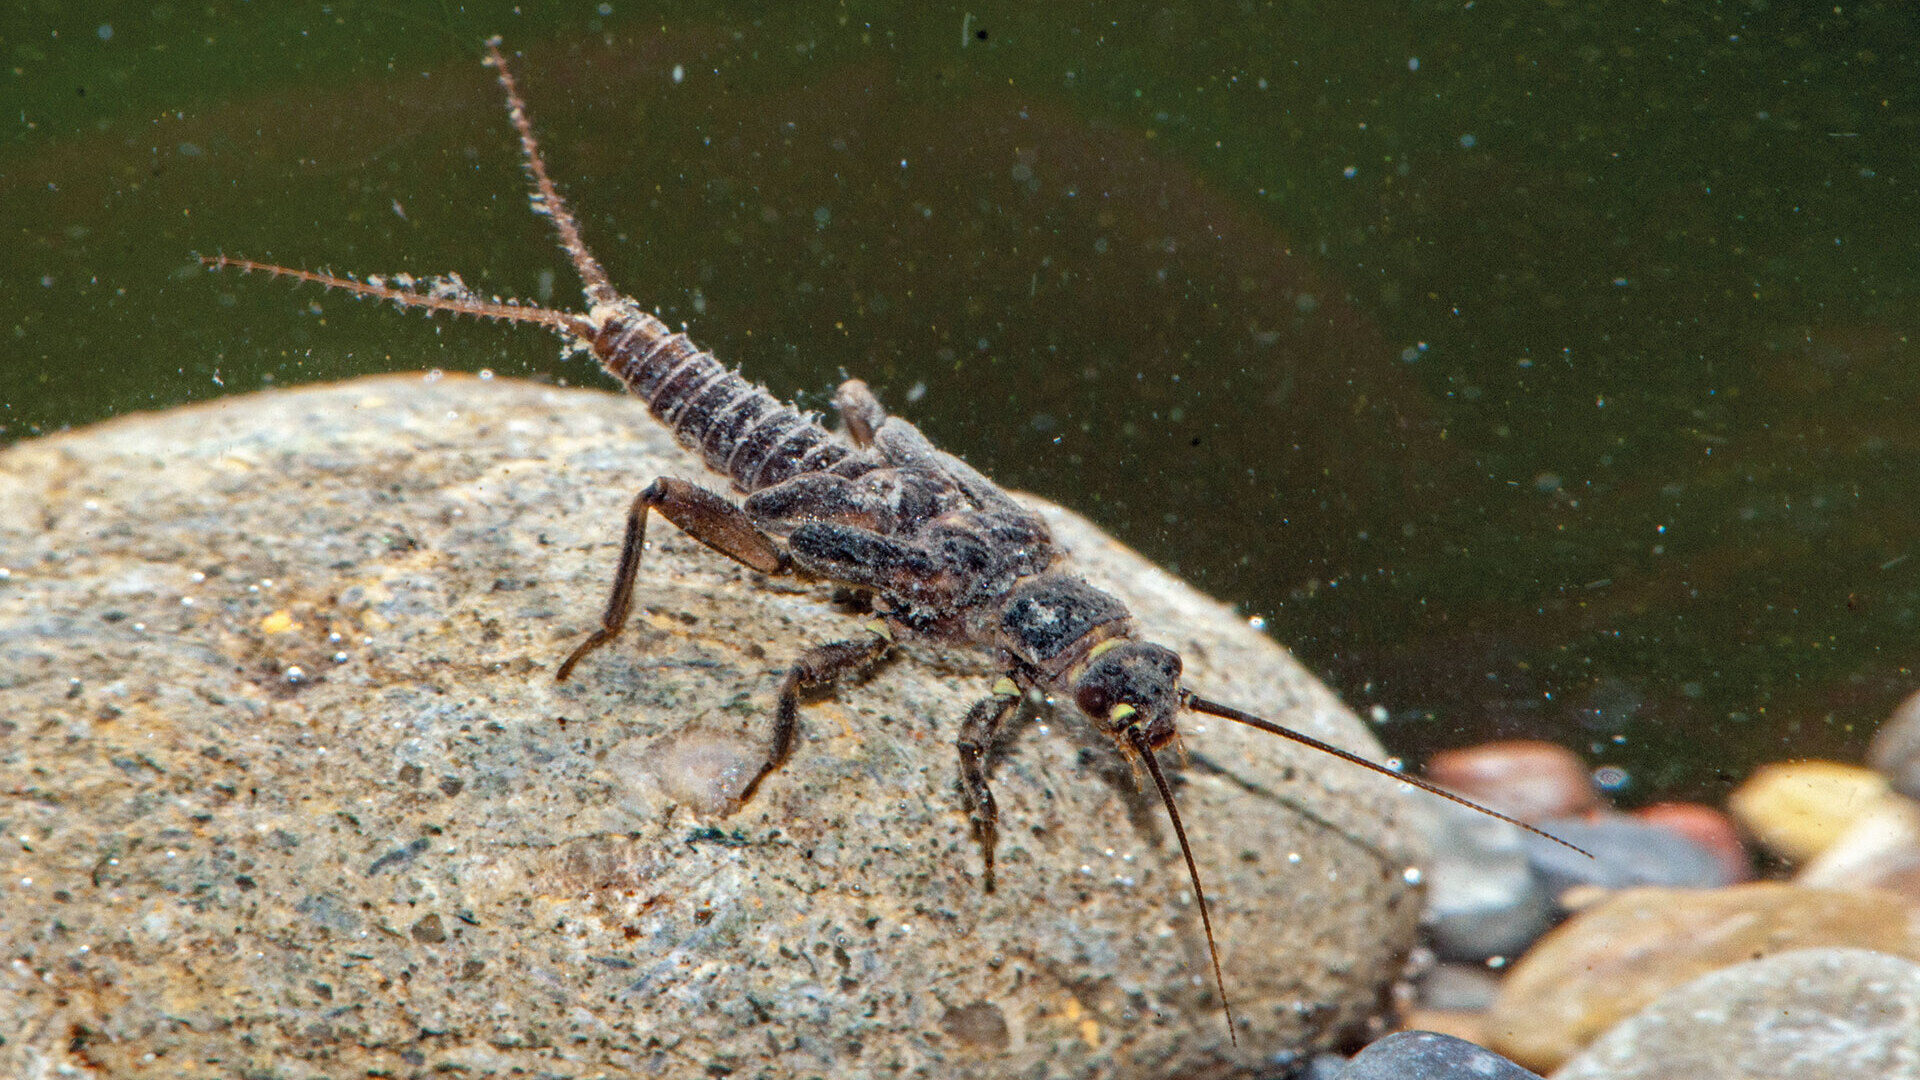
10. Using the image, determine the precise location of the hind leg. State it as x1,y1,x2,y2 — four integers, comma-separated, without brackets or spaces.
557,477,787,681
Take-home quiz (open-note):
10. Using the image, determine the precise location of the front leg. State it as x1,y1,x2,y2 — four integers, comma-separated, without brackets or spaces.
556,477,787,681
956,678,1023,893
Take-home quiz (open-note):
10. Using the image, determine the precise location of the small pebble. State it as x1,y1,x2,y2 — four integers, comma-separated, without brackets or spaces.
1425,740,1601,821
1726,759,1891,862
1421,799,1555,961
1524,813,1732,895
1632,801,1753,883
1334,1030,1543,1080
1870,688,1920,800
1418,962,1504,1012
1797,793,1920,900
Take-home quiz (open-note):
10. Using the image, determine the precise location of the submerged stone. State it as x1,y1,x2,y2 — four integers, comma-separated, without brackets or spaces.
0,374,1424,1079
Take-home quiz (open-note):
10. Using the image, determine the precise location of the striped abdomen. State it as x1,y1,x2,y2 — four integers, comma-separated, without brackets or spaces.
593,309,848,494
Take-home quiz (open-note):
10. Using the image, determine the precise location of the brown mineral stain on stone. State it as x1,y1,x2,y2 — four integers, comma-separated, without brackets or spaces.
1,375,1425,1080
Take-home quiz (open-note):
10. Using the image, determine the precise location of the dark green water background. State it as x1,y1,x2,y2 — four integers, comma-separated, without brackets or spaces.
6,3,1917,804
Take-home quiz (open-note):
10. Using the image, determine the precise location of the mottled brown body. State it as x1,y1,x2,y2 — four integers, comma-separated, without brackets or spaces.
204,37,1582,1043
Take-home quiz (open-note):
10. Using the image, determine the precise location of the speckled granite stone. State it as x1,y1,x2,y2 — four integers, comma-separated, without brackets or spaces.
1,374,1425,1079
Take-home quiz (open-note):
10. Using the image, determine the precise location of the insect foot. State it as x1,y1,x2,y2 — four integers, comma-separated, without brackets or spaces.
1,375,1426,1079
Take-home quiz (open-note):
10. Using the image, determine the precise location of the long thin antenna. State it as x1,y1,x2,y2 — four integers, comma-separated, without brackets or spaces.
1183,693,1593,858
482,36,622,310
1130,727,1237,1046
199,255,594,336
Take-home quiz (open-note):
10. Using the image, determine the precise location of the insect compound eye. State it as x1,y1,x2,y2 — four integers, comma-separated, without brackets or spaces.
1074,642,1183,742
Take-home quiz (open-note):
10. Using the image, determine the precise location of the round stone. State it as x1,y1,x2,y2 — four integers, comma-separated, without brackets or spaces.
0,374,1425,1079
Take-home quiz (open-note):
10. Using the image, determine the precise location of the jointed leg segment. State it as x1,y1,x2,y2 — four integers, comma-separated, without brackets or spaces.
957,681,1023,893
754,632,895,801
556,477,787,681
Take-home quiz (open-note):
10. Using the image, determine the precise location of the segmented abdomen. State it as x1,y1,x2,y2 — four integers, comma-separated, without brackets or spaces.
597,311,847,493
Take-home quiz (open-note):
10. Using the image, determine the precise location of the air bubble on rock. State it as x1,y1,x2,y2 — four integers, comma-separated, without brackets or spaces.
479,368,494,380
1404,866,1423,885
424,369,444,383
333,652,350,664
285,665,305,683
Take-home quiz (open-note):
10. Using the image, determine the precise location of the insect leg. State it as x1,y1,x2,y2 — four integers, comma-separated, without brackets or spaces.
557,477,787,681
832,378,888,447
956,680,1023,894
756,631,895,800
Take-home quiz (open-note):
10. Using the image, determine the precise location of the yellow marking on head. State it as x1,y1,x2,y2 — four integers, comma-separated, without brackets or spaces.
1087,638,1124,660
863,619,895,642
1109,703,1138,723
992,676,1021,699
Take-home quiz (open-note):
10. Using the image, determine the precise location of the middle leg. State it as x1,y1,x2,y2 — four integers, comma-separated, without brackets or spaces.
750,629,896,802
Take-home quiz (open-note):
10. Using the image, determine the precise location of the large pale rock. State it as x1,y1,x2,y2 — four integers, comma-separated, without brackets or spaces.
1485,882,1920,1073
0,375,1426,1079
1552,948,1920,1080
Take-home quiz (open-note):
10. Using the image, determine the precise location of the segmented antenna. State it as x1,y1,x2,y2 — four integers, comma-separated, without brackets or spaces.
1183,692,1595,858
1131,729,1238,1046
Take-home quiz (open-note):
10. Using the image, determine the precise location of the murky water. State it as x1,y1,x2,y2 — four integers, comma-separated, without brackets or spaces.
7,3,1916,802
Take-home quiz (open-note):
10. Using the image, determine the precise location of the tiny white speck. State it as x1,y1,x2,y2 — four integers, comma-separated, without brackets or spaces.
1287,852,1302,864
1403,866,1423,885
672,64,685,84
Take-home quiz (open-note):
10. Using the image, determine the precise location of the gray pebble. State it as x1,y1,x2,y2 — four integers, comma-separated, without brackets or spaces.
1525,814,1731,895
1421,798,1555,960
1335,1030,1543,1080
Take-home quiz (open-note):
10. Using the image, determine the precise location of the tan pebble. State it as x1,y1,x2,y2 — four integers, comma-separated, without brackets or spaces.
1397,1008,1487,1046
1726,760,1890,862
1483,882,1920,1073
1424,740,1601,822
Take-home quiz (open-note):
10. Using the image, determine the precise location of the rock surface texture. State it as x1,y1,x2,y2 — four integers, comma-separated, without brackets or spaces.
1552,948,1920,1080
0,375,1426,1079
1485,882,1920,1072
